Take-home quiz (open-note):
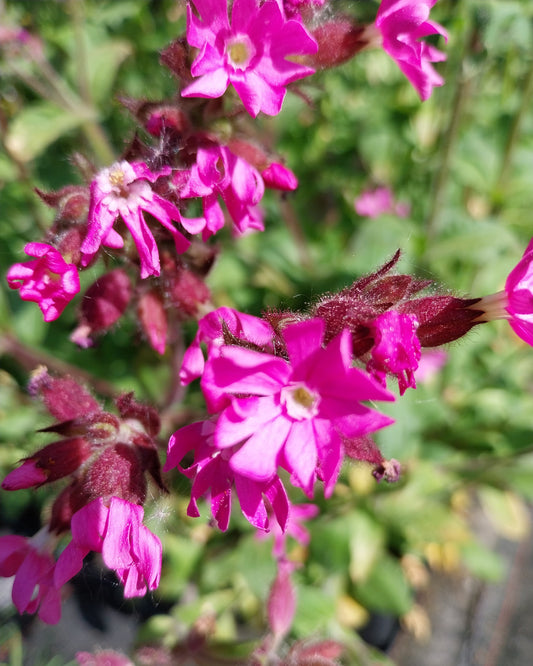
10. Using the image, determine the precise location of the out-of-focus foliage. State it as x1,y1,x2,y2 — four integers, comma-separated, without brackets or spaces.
2,1,533,664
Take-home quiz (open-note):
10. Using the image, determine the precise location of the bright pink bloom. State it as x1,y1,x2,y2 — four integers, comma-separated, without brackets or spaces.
177,145,265,239
375,0,447,101
368,310,421,395
0,529,61,624
180,306,274,411
206,318,394,497
55,497,162,598
81,161,204,279
181,0,318,117
6,243,80,322
477,238,533,346
165,419,289,532
354,186,410,218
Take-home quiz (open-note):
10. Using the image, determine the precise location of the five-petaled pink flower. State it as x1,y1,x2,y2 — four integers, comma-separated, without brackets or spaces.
81,161,204,279
205,318,394,497
165,419,289,532
181,0,318,117
6,243,80,322
55,496,162,599
0,529,61,624
374,0,448,101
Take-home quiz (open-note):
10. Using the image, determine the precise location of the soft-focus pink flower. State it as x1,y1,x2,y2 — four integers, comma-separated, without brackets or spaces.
368,310,421,395
165,419,289,532
76,651,134,666
354,186,410,218
180,306,274,411
55,497,162,598
257,502,318,558
415,349,447,383
206,318,394,497
6,243,80,322
374,0,447,101
177,145,265,239
181,0,318,117
81,161,204,279
0,529,61,624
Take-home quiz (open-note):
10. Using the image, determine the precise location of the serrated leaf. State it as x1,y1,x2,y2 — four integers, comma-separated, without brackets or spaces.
5,102,96,162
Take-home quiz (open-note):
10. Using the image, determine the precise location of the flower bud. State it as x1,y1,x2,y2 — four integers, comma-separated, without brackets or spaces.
28,367,101,422
310,18,368,69
137,288,168,354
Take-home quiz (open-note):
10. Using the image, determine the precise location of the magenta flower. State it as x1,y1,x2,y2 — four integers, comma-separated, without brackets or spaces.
354,186,410,218
81,161,204,279
165,419,289,532
177,145,265,239
476,238,533,346
6,242,80,322
367,310,421,395
374,0,448,101
181,0,318,117
55,496,162,598
0,529,61,624
180,306,274,411
206,318,394,497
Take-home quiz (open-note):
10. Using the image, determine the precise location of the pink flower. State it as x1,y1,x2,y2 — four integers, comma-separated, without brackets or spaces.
165,419,289,532
415,349,447,383
81,161,204,279
6,242,80,322
257,502,318,558
0,529,61,624
374,0,447,101
354,186,410,218
55,497,162,598
367,310,421,395
180,306,274,412
76,651,134,666
177,145,265,239
181,0,318,117
206,318,394,497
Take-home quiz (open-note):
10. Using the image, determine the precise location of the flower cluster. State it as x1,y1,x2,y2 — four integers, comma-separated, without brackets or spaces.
0,369,163,623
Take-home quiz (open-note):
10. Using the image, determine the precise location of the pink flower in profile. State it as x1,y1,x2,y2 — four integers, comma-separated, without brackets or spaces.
477,238,533,346
0,529,61,624
368,310,421,395
55,497,162,599
181,0,318,117
6,243,80,322
165,419,289,532
374,0,448,101
207,318,394,497
177,145,265,239
354,186,410,218
257,502,318,558
81,161,204,279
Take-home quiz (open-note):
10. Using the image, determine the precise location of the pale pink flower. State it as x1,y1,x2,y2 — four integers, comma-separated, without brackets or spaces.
181,0,318,117
81,161,204,279
415,349,447,383
165,419,289,532
177,145,265,239
354,186,410,218
367,310,421,395
55,496,162,598
476,238,533,346
6,242,80,322
206,318,394,497
257,502,318,558
0,528,61,624
374,0,448,101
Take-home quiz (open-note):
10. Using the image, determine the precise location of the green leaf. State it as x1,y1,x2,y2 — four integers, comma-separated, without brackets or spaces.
5,102,96,163
354,554,412,616
461,541,506,582
86,39,133,105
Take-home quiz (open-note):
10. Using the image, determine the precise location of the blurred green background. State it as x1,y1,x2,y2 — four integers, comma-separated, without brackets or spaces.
2,1,533,664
